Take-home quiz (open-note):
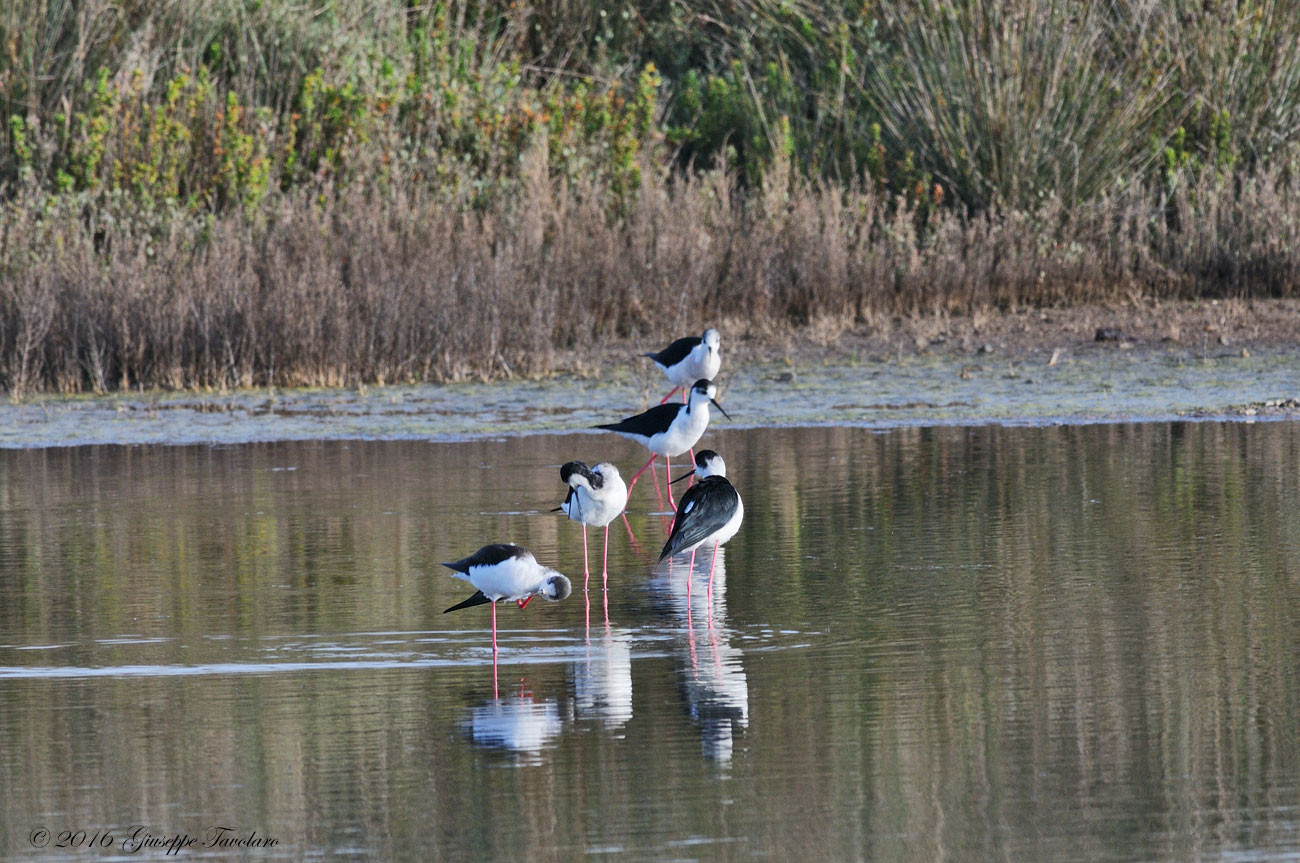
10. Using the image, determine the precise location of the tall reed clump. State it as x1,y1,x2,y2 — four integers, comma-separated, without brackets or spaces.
7,156,1300,396
860,0,1175,210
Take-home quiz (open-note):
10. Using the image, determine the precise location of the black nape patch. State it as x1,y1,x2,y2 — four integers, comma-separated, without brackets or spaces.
560,460,603,489
548,575,573,602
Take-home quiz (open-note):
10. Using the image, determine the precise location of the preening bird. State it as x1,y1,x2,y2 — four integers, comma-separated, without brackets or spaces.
443,544,572,655
553,460,628,593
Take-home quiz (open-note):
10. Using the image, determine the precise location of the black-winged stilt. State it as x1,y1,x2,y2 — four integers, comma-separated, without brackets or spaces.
660,450,744,607
594,379,729,499
443,544,572,658
645,328,722,405
553,460,628,595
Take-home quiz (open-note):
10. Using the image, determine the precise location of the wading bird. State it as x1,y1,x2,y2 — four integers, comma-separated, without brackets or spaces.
660,450,744,604
595,379,729,500
443,544,572,657
553,460,628,594
645,328,722,405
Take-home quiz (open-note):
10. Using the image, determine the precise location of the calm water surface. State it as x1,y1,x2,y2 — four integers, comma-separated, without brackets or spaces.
2,424,1299,861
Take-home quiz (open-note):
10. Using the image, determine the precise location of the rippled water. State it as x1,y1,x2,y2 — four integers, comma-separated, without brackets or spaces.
2,424,1299,861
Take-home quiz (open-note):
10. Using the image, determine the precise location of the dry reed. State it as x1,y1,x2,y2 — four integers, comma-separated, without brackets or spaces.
4,159,1299,396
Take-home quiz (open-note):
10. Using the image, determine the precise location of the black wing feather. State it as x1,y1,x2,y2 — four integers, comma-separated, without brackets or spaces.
442,543,528,573
594,403,682,436
659,477,739,560
646,335,701,368
444,591,493,613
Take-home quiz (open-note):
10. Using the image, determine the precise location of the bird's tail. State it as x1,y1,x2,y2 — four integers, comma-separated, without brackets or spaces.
444,591,492,613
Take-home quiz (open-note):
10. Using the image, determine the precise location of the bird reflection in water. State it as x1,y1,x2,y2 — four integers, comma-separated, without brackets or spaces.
464,680,564,764
571,626,634,735
653,547,750,763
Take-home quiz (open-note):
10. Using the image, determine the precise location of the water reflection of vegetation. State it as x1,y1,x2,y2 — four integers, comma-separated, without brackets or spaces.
0,424,1298,861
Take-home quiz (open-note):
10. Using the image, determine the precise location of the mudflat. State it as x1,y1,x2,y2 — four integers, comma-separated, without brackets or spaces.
3,298,1298,448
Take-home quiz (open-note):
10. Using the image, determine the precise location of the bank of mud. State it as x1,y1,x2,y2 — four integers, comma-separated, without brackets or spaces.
4,298,1299,448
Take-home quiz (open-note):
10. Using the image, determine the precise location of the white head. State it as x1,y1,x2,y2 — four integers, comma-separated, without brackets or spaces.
593,462,622,482
687,379,730,418
671,449,727,485
692,449,727,478
701,328,721,351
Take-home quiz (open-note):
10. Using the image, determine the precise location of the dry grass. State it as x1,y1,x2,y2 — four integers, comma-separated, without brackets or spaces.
3,160,1300,397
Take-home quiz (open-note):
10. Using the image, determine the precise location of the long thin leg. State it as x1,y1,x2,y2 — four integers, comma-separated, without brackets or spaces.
686,549,695,602
602,525,610,593
626,453,657,493
666,453,678,509
658,386,680,405
620,512,641,552
706,542,720,627
582,523,590,593
682,390,697,485
491,601,499,696
686,607,700,670
651,460,668,524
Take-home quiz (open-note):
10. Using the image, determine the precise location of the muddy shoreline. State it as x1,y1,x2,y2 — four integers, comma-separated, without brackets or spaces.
566,297,1300,373
3,298,1299,448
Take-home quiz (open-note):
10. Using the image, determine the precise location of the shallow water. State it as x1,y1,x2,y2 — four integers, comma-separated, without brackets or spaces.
2,424,1300,861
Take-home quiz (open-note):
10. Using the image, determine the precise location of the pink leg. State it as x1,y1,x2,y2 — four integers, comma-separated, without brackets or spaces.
706,542,720,626
620,512,641,552
602,525,610,592
626,453,657,493
686,608,700,670
491,600,498,656
658,386,680,405
582,524,590,593
650,461,668,524
666,453,676,509
682,390,695,483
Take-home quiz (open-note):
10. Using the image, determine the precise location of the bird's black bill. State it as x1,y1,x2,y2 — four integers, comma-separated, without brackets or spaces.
710,398,731,419
444,591,492,613
670,469,694,485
